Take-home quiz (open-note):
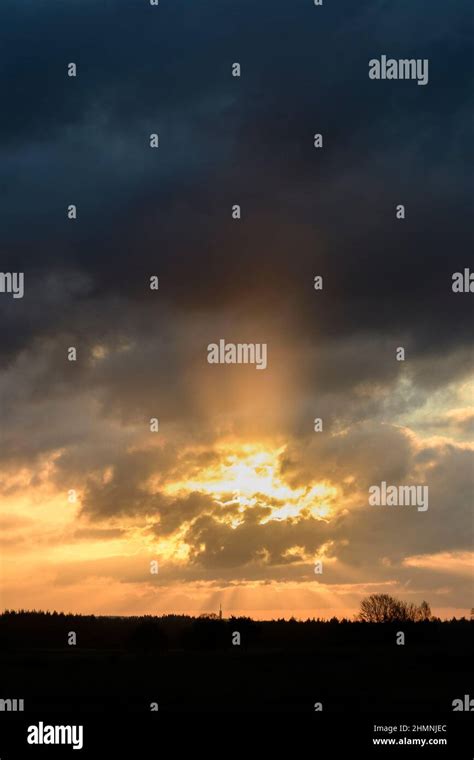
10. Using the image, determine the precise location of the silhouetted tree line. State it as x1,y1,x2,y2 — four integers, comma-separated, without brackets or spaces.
0,596,470,654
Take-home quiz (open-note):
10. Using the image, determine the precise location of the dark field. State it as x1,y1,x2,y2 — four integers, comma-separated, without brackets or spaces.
1,612,471,713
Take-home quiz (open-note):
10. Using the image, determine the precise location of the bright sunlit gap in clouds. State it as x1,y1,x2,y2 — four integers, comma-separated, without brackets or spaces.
163,444,338,522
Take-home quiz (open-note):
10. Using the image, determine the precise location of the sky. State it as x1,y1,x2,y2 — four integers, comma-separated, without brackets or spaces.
0,0,472,619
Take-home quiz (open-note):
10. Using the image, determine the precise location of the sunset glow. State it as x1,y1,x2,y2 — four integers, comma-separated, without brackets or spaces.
163,445,338,522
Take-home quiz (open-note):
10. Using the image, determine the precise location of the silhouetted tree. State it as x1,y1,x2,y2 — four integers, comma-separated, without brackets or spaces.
417,600,431,621
358,594,431,623
358,594,403,622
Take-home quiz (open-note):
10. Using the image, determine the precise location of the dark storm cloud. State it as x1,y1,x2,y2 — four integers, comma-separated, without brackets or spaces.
0,0,471,362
